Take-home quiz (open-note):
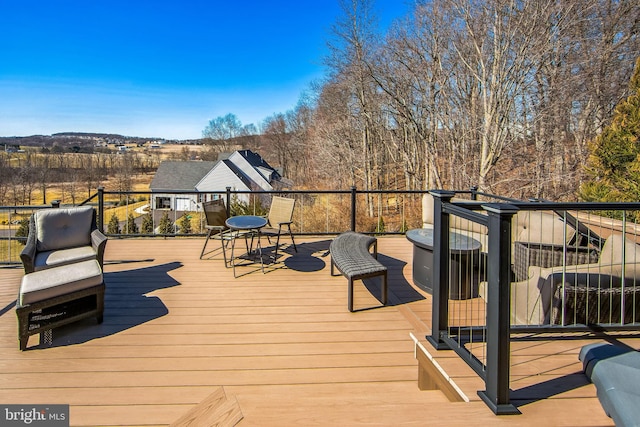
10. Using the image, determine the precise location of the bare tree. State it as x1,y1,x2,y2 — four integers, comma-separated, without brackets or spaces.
325,0,389,214
370,2,451,190
36,154,51,204
285,98,315,184
202,113,256,153
313,78,364,188
438,0,555,191
0,153,10,205
262,113,291,177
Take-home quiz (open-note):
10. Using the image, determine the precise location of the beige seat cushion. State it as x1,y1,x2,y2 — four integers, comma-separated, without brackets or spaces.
422,193,487,235
20,259,103,305
33,245,97,272
512,210,576,246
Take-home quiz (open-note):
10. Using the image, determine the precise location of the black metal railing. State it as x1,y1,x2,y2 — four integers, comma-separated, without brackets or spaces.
0,187,426,264
92,187,426,236
428,190,640,414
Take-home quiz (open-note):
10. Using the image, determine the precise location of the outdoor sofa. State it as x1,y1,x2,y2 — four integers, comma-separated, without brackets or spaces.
510,233,640,325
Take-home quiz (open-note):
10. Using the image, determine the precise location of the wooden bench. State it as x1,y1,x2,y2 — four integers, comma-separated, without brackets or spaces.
330,232,387,312
16,259,105,350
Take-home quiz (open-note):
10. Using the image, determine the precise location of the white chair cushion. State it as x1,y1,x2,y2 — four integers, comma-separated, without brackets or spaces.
598,233,640,265
422,194,487,234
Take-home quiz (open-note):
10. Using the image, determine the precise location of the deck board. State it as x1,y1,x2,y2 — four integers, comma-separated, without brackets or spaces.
0,236,631,426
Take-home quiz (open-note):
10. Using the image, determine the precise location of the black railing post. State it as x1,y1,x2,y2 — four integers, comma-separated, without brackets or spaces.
97,187,104,232
350,186,357,232
470,186,478,200
427,190,455,350
477,203,519,415
225,187,232,217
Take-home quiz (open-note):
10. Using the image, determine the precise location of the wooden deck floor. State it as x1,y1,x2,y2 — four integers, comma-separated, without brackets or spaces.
0,236,635,426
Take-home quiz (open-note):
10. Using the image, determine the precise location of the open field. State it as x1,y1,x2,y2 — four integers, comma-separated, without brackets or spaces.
0,174,156,229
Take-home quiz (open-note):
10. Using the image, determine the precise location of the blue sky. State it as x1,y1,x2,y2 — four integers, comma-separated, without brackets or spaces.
0,1,409,140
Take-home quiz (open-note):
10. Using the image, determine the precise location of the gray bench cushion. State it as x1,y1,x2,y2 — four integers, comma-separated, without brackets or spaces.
579,342,634,378
35,206,94,252
597,388,640,426
579,343,640,427
20,259,103,305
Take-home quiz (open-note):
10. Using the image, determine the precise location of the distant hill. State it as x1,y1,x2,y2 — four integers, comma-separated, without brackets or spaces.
0,132,203,148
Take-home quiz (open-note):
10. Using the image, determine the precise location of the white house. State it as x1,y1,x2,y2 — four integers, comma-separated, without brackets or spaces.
149,150,284,213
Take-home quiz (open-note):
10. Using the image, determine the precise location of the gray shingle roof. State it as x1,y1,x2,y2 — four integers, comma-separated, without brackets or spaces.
236,149,281,180
150,161,218,191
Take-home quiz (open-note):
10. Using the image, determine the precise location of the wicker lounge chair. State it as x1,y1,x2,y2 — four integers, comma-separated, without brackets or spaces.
20,206,107,274
510,234,640,325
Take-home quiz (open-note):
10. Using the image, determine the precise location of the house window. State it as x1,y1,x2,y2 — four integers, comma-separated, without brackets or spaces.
200,193,222,203
175,197,191,211
155,197,171,209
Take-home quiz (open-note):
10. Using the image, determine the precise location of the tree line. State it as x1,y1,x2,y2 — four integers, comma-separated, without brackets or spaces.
0,149,161,206
204,0,639,202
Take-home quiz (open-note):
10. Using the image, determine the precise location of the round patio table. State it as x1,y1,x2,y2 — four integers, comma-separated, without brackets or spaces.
406,228,481,299
225,215,268,277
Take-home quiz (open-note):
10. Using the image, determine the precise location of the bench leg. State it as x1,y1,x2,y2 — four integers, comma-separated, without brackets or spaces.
382,272,388,306
348,278,354,312
346,272,387,312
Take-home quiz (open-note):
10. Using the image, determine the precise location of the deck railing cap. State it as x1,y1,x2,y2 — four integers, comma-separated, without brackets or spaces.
481,203,519,215
429,190,456,198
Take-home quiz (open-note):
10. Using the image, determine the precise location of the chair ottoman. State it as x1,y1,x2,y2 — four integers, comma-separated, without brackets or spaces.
16,259,105,350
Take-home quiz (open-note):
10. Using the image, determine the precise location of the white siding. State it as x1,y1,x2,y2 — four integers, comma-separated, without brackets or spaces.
257,166,274,181
195,162,251,204
228,151,273,191
152,194,198,211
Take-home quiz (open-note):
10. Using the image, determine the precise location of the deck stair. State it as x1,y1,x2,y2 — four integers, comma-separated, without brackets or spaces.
170,387,243,427
410,333,469,402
